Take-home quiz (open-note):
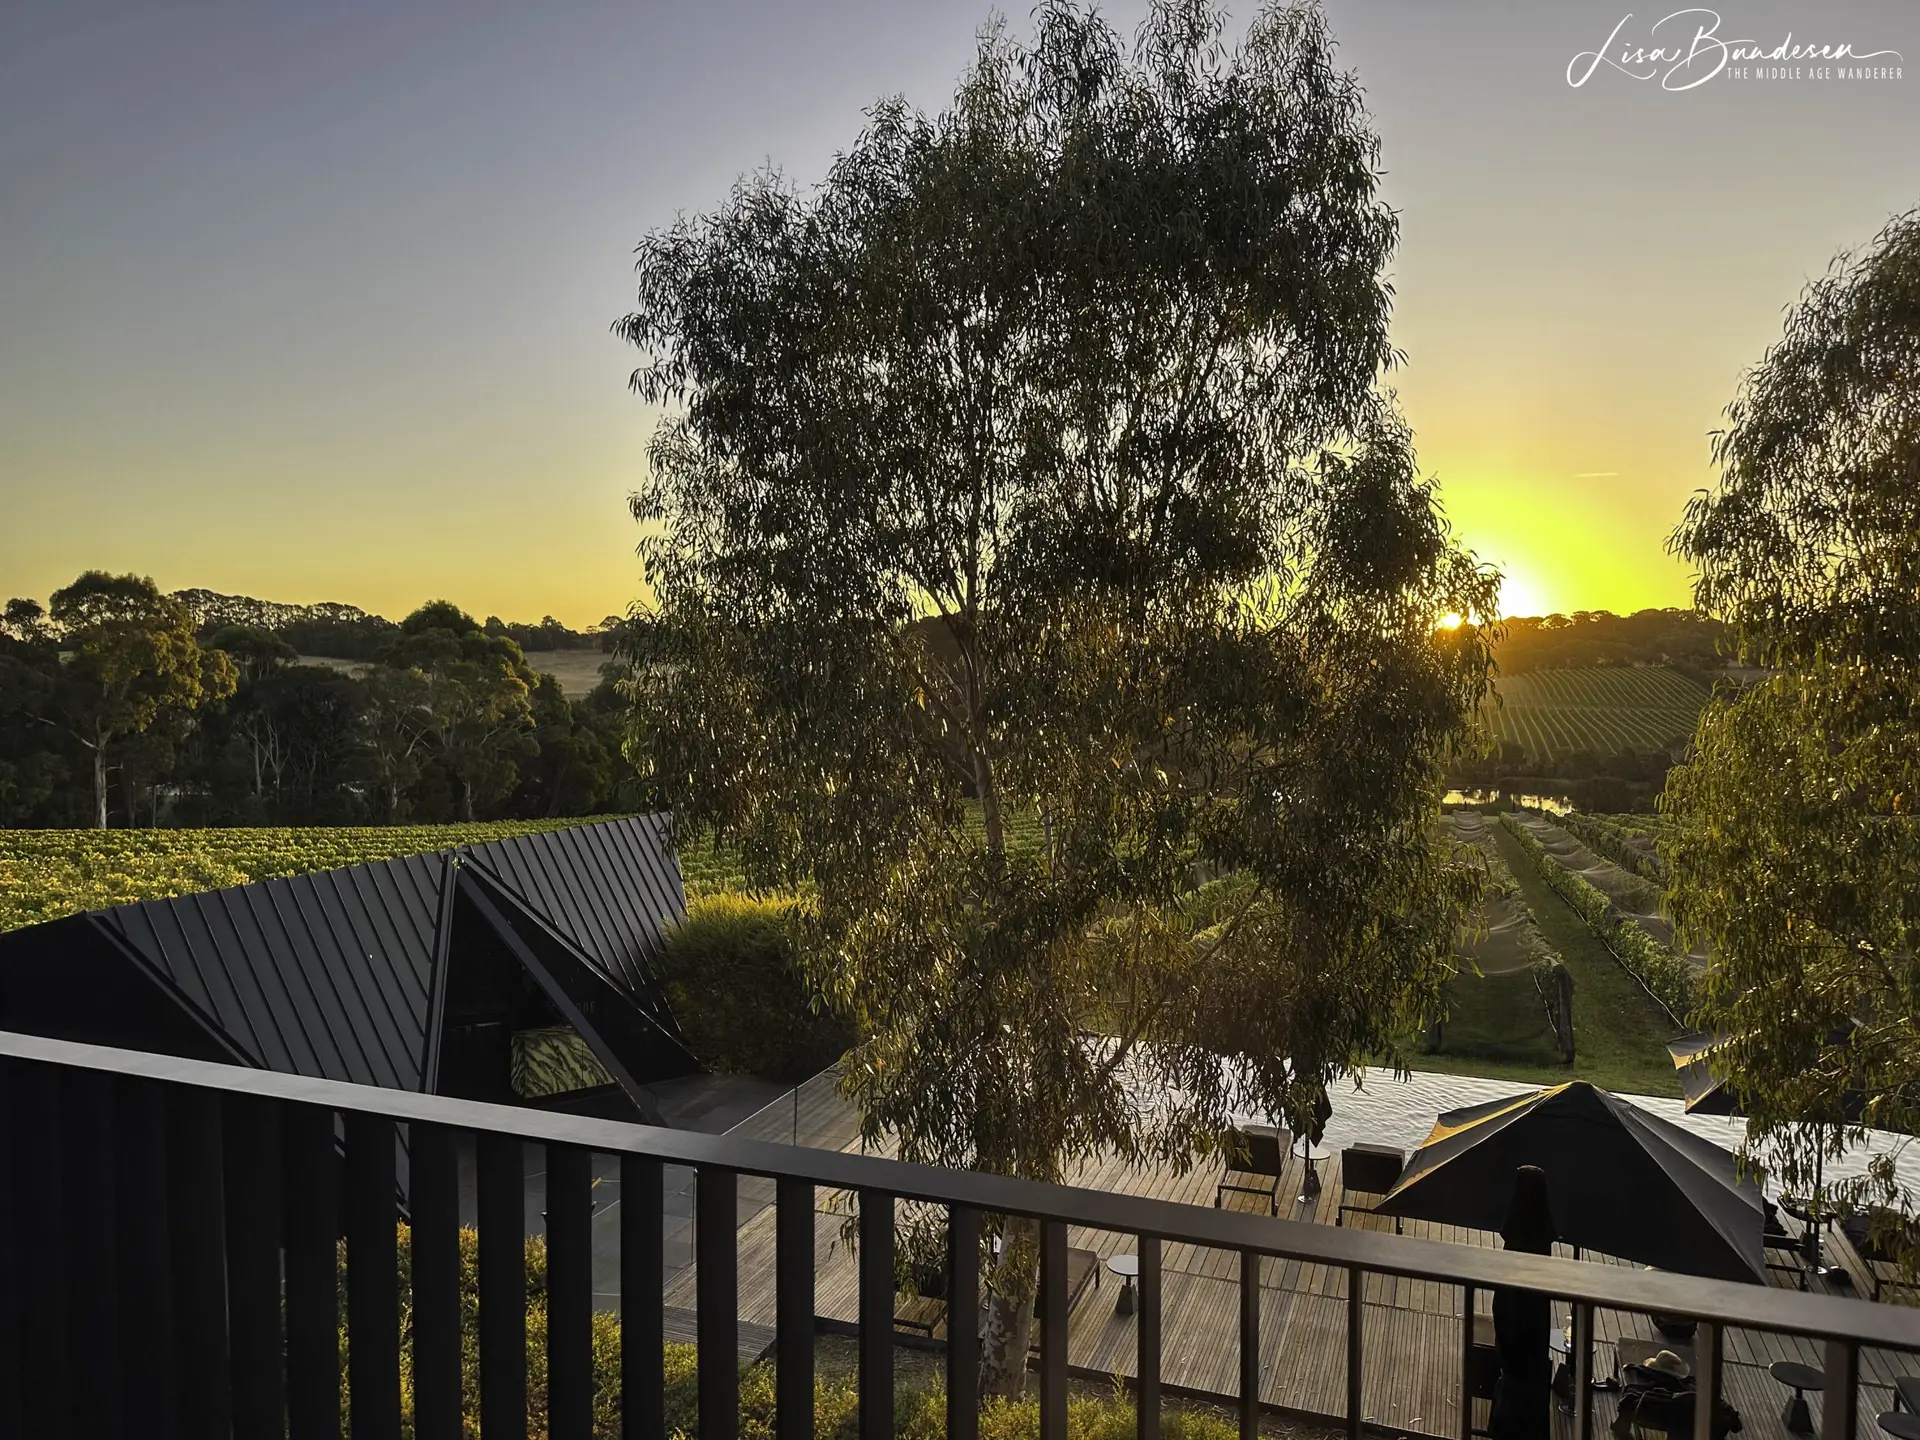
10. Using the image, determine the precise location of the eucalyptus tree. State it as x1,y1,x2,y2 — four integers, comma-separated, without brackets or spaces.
46,572,237,828
618,0,1497,1387
1665,209,1920,1260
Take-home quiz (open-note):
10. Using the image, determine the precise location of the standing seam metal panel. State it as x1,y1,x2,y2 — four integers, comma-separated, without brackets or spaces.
324,863,436,1088
272,878,390,1090
477,831,630,991
572,819,680,985
215,884,320,1077
113,905,230,1050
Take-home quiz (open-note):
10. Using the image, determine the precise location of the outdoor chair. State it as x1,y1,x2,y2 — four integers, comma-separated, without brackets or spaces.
1841,1209,1919,1303
1465,1316,1499,1439
1215,1125,1289,1215
1026,1245,1100,1355
894,1255,949,1339
1762,1201,1808,1287
1335,1142,1406,1231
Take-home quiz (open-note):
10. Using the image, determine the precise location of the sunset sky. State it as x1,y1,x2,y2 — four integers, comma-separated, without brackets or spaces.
3,1,1915,627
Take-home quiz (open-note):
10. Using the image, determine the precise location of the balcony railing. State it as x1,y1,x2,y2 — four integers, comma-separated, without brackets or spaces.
1,1027,1913,1440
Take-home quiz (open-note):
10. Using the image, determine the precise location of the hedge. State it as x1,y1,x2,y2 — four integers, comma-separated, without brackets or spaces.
346,1226,1236,1438
1497,813,1696,1025
1555,812,1667,884
660,891,855,1083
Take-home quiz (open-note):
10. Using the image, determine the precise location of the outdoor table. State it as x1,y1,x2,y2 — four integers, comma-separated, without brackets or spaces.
1295,1139,1331,1202
1778,1190,1839,1278
1770,1359,1824,1435
1107,1253,1140,1316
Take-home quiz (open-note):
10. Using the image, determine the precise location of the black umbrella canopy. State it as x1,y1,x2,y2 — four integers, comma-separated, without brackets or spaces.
1668,1032,1739,1115
1375,1081,1767,1283
1665,1028,1899,1128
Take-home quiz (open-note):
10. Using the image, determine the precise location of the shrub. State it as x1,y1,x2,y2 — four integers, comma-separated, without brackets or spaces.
661,891,855,1082
341,1227,1235,1438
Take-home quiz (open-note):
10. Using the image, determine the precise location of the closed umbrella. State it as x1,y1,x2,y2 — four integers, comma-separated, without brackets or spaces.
1375,1081,1767,1283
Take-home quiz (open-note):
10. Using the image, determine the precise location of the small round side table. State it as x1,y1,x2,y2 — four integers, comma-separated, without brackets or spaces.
1770,1359,1824,1436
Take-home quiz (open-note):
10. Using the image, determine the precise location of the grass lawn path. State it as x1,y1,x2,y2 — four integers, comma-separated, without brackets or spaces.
1408,818,1682,1098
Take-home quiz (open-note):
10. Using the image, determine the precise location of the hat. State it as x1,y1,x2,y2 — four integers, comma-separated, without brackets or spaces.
1646,1350,1689,1378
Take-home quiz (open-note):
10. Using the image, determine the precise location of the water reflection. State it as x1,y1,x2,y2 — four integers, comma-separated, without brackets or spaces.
1443,788,1572,815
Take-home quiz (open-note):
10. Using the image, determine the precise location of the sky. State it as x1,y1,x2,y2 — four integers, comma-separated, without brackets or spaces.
2,1,1915,627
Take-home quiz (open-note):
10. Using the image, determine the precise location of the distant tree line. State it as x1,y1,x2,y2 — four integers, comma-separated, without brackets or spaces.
173,587,615,661
1,573,638,829
1493,608,1729,677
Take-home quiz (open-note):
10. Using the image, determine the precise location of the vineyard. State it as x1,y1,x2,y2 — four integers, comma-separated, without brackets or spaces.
0,820,591,932
681,803,1049,896
1484,665,1709,760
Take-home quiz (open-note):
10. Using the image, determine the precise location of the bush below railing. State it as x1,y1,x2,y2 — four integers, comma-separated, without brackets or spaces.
346,1227,1238,1439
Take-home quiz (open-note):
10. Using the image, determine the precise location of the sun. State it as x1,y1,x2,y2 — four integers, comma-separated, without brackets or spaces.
1437,612,1464,630
1495,568,1551,621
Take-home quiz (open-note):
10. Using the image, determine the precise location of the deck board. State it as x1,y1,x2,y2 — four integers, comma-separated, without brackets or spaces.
657,1089,1918,1439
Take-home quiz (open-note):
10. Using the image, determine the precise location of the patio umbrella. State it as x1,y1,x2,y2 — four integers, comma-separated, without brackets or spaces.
1374,1081,1767,1283
1664,1028,1905,1277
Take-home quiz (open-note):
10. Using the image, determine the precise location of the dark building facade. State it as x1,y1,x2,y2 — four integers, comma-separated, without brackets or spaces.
0,816,698,1124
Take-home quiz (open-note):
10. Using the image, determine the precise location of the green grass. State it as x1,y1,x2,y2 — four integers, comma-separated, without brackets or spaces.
1434,966,1561,1066
1484,665,1708,760
1409,819,1682,1097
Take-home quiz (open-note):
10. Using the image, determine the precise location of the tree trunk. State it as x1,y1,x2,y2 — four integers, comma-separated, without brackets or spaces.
978,1214,1039,1396
972,744,1004,861
92,742,108,830
460,776,475,823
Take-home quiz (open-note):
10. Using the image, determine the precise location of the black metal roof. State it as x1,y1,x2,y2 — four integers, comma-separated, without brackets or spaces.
0,816,695,1102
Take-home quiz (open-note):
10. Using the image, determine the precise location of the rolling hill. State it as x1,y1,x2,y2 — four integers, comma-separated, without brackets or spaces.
1484,665,1711,760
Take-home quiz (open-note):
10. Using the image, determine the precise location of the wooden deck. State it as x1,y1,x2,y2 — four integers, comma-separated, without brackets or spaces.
667,1113,1919,1440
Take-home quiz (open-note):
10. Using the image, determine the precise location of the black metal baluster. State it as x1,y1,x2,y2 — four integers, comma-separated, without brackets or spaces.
1459,1284,1476,1440
1137,1236,1161,1440
1239,1249,1261,1440
622,1154,665,1440
63,1068,121,1439
859,1189,894,1440
113,1076,175,1440
776,1177,815,1440
1569,1301,1593,1440
0,1062,22,1440
409,1122,462,1440
1820,1338,1856,1440
224,1093,284,1439
1040,1220,1068,1440
167,1083,231,1440
345,1110,401,1440
479,1131,529,1440
946,1205,981,1440
697,1165,740,1440
547,1143,595,1440
9,1061,69,1440
282,1102,340,1440
1345,1264,1364,1440
1692,1323,1722,1440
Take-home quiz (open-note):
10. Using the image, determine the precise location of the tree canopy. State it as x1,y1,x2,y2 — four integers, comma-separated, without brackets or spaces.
1664,209,1920,1258
45,572,237,829
619,0,1496,1387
